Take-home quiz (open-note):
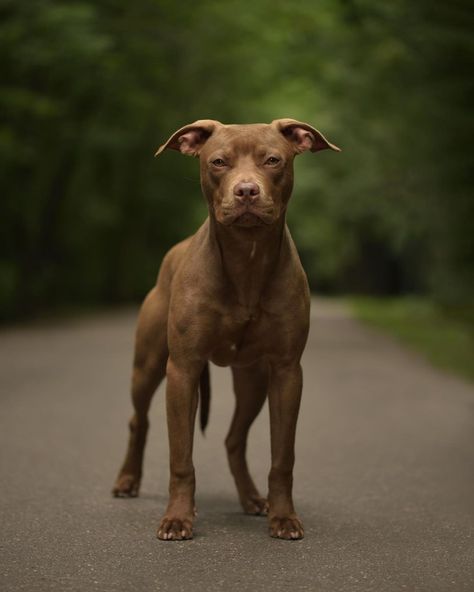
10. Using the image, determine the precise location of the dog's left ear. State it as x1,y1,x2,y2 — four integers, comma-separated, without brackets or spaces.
155,119,222,157
272,118,341,154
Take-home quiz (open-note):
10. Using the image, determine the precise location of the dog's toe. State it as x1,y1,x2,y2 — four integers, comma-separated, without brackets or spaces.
243,496,269,516
157,518,193,541
269,516,304,540
112,473,140,498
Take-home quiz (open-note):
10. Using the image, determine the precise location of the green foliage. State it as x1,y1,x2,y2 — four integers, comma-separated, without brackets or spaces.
0,0,472,319
351,297,474,382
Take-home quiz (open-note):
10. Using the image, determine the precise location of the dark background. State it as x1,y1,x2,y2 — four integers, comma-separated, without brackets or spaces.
1,0,472,321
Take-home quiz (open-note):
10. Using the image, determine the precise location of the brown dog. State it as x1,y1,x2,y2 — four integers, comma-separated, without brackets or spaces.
112,119,340,540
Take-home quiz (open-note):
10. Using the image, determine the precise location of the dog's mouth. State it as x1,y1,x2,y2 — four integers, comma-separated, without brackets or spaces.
233,212,266,227
220,205,275,227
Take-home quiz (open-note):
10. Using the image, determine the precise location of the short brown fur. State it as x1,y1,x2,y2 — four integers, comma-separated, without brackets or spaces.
113,119,340,540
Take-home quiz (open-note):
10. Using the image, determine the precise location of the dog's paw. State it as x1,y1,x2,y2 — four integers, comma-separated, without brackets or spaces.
269,516,304,540
242,495,269,516
112,473,140,498
157,518,193,541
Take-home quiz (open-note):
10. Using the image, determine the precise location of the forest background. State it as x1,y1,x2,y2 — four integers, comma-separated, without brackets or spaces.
1,1,472,340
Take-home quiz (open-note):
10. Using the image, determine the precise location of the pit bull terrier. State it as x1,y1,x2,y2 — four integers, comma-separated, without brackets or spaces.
112,118,340,540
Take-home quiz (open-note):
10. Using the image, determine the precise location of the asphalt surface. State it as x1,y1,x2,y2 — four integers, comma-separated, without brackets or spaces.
1,299,473,591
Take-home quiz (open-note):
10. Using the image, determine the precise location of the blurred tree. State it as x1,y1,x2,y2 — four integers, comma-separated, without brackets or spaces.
0,0,472,320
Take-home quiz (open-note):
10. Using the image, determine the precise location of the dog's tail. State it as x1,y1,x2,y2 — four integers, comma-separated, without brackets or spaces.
199,362,211,433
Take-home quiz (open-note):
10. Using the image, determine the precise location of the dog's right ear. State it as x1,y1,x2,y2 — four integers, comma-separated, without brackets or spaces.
155,120,222,157
272,118,341,154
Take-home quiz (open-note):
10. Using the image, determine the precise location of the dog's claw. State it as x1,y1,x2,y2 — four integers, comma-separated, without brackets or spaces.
269,517,304,540
112,473,141,498
242,496,269,516
157,518,193,541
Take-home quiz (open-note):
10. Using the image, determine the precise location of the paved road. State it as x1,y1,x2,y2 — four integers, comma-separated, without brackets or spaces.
1,300,473,591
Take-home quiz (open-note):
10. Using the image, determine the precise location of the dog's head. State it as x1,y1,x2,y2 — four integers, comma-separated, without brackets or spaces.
156,119,340,228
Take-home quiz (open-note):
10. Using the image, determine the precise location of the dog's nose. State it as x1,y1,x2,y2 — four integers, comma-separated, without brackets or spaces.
233,182,260,203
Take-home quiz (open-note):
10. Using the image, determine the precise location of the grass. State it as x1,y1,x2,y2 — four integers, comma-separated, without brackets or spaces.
350,297,474,382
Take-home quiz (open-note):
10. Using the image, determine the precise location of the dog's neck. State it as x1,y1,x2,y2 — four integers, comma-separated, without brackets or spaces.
208,213,286,310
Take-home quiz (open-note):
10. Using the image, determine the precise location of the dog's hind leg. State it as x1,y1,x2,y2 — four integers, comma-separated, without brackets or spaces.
112,287,168,497
226,362,269,515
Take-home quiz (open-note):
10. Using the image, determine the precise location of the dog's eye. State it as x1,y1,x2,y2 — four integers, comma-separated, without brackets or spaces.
265,156,280,166
212,158,226,167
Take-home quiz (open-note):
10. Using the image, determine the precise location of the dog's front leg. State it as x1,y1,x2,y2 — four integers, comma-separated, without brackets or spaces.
157,357,201,541
267,361,304,540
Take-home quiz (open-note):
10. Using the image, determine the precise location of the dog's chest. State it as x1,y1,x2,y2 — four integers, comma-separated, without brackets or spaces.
208,308,270,367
